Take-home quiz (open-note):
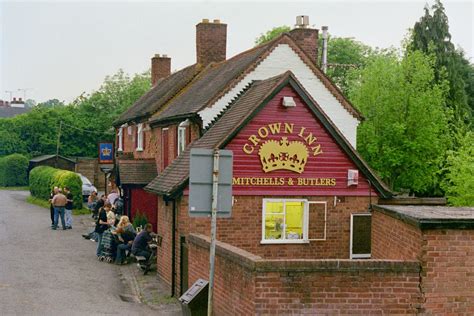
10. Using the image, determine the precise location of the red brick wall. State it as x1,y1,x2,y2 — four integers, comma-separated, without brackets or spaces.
421,229,474,314
188,234,422,315
156,197,174,287
371,210,423,261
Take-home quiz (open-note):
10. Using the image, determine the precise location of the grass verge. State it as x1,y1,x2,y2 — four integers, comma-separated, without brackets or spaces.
26,195,91,215
0,186,29,191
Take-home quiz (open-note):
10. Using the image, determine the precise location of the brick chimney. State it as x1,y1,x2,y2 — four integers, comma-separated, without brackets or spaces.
151,54,171,86
196,19,227,66
289,15,319,65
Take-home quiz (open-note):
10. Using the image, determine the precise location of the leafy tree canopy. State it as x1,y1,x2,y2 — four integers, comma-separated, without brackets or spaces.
255,25,291,45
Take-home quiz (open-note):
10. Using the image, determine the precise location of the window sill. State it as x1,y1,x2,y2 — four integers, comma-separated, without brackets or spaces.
136,148,143,152
260,239,310,245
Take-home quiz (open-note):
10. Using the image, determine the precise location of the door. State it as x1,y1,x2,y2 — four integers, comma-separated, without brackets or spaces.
350,213,371,259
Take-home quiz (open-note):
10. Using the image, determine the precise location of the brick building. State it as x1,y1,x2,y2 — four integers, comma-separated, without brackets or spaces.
113,17,474,314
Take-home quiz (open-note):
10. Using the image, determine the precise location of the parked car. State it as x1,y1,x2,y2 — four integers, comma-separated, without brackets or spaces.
79,174,97,201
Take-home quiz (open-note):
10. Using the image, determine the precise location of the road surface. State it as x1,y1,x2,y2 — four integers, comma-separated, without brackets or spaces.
0,190,155,315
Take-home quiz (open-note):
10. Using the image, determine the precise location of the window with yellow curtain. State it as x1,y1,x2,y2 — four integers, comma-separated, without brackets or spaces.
262,199,307,243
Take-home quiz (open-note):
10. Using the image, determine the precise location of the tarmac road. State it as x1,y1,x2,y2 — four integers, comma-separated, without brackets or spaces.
0,190,155,316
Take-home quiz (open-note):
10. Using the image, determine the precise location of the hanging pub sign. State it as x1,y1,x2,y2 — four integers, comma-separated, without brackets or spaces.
98,142,114,164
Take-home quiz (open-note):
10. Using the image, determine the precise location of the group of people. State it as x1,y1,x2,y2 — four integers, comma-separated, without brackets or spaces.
83,190,154,265
49,186,74,230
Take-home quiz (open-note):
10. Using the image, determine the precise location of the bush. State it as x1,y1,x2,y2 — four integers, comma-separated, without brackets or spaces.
29,166,83,209
132,210,149,229
0,154,29,186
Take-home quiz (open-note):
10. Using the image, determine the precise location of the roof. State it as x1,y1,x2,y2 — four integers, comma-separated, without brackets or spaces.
0,106,30,118
113,64,200,126
29,154,76,164
373,205,474,230
117,159,157,185
145,71,391,198
149,42,273,124
117,32,362,128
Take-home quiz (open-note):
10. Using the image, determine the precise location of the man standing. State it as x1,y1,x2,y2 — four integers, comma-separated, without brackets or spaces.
51,189,67,230
49,187,59,227
64,187,73,229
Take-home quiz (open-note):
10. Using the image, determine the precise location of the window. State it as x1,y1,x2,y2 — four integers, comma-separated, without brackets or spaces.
350,213,371,259
136,123,144,151
162,128,169,168
117,127,123,152
177,120,189,156
262,199,308,244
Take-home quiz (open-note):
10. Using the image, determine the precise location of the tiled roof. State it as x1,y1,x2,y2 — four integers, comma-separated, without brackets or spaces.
149,43,272,123
0,106,30,118
145,72,288,195
29,154,76,163
145,70,391,198
117,159,157,185
113,64,200,126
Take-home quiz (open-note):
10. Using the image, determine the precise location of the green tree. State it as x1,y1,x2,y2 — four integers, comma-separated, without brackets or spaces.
255,25,291,45
350,51,449,195
322,37,374,95
441,131,474,206
409,0,472,127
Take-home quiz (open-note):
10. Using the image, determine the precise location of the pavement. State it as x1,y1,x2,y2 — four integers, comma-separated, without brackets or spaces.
0,189,181,316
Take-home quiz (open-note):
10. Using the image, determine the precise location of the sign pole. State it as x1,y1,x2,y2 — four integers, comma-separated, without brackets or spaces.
207,149,220,316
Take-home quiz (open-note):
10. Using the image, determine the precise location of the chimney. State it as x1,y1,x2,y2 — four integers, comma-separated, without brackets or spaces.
196,19,227,66
151,54,171,86
289,15,319,65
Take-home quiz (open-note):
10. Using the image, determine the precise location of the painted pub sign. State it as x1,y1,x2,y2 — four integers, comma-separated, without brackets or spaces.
225,86,375,196
98,142,114,164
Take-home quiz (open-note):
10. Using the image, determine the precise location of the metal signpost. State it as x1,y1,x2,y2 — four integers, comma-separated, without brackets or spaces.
188,148,233,316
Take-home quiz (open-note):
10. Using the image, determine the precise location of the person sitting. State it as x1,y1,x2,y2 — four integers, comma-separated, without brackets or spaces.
113,227,136,265
104,203,116,227
131,223,153,261
87,191,98,214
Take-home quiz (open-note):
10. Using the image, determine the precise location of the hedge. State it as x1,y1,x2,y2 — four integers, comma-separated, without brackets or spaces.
0,154,29,186
29,166,83,209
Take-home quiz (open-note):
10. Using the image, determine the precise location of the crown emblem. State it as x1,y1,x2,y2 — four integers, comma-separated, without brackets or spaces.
101,147,112,156
258,137,308,174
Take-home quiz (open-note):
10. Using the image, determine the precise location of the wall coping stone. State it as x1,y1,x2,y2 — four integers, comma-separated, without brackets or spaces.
188,233,420,273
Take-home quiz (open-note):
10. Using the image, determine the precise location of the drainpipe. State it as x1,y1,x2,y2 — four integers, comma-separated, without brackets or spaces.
171,198,177,297
321,26,329,73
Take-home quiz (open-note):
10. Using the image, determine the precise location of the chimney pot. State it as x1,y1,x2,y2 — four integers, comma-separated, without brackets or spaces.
196,18,227,66
151,54,171,86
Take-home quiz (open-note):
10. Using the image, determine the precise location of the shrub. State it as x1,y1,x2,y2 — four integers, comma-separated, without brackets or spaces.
132,210,149,229
0,154,29,186
29,166,83,209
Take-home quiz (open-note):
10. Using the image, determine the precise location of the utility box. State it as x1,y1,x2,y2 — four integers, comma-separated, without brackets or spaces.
179,278,209,316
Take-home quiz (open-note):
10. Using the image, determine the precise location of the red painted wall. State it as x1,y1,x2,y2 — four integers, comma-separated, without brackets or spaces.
130,188,158,231
223,85,377,196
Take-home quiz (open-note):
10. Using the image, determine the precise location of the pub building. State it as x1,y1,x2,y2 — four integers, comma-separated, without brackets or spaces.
114,17,474,314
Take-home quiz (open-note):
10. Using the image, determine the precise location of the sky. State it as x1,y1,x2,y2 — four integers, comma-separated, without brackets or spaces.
1,0,473,104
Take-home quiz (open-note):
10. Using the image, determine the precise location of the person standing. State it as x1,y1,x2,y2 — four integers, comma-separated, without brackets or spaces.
64,187,73,229
95,206,109,257
51,189,67,230
49,187,59,227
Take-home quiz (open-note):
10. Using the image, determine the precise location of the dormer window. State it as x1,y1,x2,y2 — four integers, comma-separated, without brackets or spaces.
177,119,190,156
136,123,144,151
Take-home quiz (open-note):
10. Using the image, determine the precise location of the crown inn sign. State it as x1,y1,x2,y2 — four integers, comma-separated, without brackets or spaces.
233,121,337,189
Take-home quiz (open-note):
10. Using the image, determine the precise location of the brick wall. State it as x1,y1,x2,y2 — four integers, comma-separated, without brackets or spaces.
188,233,422,315
371,210,423,261
421,229,474,314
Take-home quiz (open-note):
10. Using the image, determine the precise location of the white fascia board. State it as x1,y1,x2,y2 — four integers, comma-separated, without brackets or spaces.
198,44,359,148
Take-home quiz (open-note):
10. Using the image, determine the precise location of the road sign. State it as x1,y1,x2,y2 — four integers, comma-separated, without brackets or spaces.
189,148,233,218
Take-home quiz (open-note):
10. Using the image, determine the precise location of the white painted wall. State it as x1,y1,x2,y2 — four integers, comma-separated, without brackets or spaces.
198,44,359,148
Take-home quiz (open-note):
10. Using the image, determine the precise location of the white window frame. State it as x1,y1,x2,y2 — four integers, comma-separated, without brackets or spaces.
261,198,309,244
350,213,372,259
177,120,189,156
117,127,123,152
136,123,144,151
